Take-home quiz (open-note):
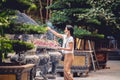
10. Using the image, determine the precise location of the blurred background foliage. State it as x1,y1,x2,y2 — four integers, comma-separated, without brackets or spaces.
47,0,120,39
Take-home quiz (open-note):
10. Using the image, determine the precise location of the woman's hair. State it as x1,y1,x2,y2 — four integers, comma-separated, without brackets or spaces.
66,25,74,37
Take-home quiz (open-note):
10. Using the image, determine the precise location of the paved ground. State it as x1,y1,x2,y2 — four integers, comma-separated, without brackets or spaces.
36,60,120,80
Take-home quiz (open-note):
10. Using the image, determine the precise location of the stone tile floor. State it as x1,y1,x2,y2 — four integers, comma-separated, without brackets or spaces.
36,60,120,80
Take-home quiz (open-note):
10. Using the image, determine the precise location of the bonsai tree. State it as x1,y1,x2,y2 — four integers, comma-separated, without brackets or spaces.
0,0,47,64
74,26,104,39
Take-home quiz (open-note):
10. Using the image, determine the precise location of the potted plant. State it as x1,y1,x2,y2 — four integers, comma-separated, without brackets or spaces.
0,0,47,64
0,0,47,80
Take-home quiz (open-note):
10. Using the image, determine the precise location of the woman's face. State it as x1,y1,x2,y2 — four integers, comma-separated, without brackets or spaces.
64,27,69,35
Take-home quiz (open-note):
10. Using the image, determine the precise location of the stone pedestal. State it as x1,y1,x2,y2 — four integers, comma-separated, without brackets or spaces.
0,64,35,80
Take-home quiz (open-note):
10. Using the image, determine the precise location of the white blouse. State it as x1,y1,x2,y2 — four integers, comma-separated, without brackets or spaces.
62,34,74,54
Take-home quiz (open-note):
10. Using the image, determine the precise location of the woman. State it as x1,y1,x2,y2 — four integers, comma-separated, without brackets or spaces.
47,25,74,80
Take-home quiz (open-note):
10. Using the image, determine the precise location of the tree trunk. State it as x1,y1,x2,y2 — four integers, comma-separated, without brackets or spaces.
49,0,53,19
0,53,2,64
46,0,49,20
39,0,43,23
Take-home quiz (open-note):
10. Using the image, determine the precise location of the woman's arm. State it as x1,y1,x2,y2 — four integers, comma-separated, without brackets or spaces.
47,27,63,38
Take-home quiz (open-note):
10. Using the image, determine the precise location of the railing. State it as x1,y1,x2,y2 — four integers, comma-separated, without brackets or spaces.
95,39,118,51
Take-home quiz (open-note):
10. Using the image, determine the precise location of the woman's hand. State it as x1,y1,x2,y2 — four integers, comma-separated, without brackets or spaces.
47,26,63,38
57,47,63,50
47,26,51,31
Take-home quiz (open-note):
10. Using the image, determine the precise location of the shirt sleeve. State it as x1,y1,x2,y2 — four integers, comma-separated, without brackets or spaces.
68,37,74,43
